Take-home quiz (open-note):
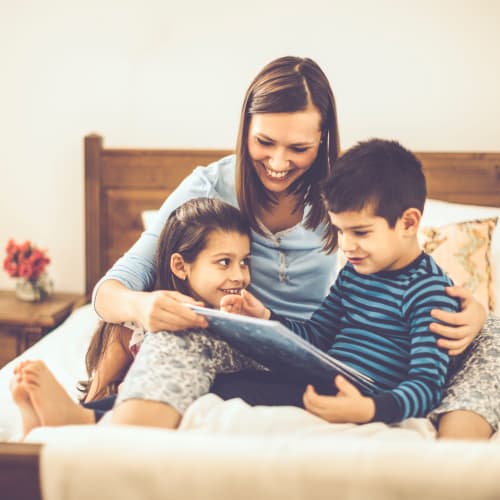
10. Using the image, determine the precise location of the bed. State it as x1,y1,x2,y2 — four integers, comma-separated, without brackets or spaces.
0,134,499,500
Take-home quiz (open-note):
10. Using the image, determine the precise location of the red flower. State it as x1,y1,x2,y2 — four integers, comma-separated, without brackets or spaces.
3,239,50,281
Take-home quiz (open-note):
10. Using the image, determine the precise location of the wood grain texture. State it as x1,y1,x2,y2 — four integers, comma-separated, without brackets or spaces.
0,443,42,500
84,137,500,296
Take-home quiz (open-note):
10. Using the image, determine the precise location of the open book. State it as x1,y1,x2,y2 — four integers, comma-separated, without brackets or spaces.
187,304,377,394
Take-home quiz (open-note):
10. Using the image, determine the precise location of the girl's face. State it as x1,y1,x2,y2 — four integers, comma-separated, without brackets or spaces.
184,230,251,308
247,105,322,196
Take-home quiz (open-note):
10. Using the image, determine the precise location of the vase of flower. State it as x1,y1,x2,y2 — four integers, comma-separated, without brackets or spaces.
3,239,53,302
15,272,54,302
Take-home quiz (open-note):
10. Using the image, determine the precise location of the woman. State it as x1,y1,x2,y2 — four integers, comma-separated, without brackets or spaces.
94,56,491,437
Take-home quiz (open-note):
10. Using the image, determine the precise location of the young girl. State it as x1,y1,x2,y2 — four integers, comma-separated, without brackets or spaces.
11,198,263,435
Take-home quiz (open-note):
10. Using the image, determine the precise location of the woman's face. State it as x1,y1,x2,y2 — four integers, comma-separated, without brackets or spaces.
247,106,322,196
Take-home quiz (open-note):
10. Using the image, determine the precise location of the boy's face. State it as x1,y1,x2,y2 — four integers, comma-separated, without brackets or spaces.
329,207,418,275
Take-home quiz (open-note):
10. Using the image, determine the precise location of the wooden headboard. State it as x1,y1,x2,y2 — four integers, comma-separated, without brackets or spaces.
84,134,231,296
84,134,500,297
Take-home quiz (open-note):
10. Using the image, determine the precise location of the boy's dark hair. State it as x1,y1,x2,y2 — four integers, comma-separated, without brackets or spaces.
155,197,251,293
322,139,426,227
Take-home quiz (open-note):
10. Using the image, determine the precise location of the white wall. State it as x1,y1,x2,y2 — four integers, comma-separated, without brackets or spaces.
1,0,499,294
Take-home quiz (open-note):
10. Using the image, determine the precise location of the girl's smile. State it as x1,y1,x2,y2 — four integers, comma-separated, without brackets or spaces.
182,230,251,309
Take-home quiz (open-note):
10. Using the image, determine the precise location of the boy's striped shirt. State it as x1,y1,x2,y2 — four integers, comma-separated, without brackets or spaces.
276,252,460,423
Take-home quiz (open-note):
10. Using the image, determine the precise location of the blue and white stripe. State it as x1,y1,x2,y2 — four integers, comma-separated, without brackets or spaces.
278,252,459,423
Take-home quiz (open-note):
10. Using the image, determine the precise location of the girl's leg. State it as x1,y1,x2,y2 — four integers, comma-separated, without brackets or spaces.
112,330,260,429
10,361,41,437
17,361,96,428
429,315,500,439
111,399,182,428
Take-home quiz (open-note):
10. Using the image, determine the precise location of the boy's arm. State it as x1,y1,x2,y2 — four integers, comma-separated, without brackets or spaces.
304,275,460,425
371,275,460,424
272,274,344,352
222,272,346,352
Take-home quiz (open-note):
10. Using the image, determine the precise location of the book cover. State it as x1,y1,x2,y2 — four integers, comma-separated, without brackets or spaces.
187,304,376,394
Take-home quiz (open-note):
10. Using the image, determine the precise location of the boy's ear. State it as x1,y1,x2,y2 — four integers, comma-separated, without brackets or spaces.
170,253,188,280
400,208,421,234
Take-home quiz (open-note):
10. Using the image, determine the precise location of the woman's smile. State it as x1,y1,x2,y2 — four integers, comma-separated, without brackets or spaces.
262,162,295,181
247,109,322,194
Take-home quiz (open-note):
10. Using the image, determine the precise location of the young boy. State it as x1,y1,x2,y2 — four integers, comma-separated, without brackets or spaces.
221,138,460,425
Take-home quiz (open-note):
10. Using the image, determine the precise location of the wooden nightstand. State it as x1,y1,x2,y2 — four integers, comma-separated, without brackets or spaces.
0,291,87,368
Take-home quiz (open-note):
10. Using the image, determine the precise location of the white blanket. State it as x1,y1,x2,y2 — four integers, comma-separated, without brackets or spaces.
28,394,500,500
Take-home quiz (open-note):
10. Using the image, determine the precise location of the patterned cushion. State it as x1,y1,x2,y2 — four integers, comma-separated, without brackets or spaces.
419,217,498,313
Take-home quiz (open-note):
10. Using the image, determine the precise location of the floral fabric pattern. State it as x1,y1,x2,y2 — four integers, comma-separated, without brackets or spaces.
115,329,264,414
428,314,500,431
419,217,498,312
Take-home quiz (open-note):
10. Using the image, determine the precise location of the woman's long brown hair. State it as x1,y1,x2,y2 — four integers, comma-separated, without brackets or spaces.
235,56,340,253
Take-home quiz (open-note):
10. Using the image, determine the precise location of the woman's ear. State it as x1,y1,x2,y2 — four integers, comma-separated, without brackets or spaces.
170,253,188,280
400,208,422,235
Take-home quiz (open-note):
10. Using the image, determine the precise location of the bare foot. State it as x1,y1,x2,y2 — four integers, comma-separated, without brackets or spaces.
21,361,95,427
10,363,41,437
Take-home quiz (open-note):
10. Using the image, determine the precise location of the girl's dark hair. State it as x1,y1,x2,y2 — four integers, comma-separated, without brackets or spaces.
78,321,133,402
155,197,251,293
235,56,340,253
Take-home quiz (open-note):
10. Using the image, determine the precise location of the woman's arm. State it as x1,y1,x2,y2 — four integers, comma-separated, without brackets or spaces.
430,286,487,356
95,280,207,332
93,159,230,329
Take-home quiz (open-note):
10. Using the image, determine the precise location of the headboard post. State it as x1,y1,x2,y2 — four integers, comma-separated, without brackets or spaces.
84,134,103,298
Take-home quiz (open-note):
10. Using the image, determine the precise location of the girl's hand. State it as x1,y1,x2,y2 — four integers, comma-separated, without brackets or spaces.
136,290,208,332
220,289,270,319
430,286,486,356
303,375,375,424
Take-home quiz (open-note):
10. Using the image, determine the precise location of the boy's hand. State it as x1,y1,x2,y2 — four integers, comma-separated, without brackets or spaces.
220,290,270,319
303,375,375,424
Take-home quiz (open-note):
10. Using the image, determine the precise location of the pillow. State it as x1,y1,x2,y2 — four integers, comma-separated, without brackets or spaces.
422,199,500,315
141,210,159,231
418,217,498,313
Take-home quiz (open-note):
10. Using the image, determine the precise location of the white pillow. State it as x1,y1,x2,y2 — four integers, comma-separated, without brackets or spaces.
141,210,159,231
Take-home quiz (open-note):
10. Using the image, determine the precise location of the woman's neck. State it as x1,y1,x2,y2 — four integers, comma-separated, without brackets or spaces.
258,194,304,234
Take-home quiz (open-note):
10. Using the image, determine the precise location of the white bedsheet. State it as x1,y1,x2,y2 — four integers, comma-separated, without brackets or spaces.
27,395,500,500
1,305,500,500
0,304,97,440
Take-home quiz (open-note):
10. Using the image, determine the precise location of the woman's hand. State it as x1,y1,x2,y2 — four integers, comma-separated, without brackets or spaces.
136,290,208,332
220,289,270,319
95,280,208,332
303,375,375,424
430,286,486,356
